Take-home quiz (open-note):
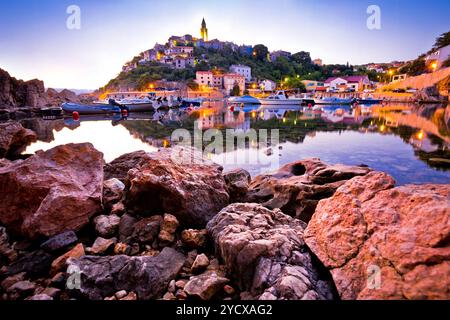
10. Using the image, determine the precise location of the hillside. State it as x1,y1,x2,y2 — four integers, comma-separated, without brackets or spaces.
100,44,362,92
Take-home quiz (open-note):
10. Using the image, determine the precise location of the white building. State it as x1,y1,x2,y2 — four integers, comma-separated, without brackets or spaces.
196,71,214,86
223,73,245,95
425,44,450,70
229,64,251,81
259,79,276,92
324,76,371,92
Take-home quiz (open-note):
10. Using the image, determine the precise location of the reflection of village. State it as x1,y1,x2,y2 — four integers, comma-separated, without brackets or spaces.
188,102,450,167
18,103,450,169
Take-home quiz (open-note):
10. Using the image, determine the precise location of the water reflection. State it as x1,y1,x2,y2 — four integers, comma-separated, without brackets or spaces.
20,102,450,185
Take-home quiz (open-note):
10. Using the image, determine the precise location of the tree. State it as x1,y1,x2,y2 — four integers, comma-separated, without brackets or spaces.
253,44,269,62
291,51,312,65
432,31,450,50
282,77,306,92
187,79,199,90
230,82,241,96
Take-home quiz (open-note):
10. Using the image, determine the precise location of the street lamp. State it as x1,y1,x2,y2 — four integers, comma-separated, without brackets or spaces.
431,62,438,72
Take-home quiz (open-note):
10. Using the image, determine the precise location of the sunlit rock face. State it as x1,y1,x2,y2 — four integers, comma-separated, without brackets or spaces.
244,158,371,222
305,171,450,300
0,121,37,159
0,143,104,239
119,148,230,227
207,203,337,300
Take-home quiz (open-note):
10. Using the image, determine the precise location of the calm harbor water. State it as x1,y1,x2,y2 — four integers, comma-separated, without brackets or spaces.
21,102,450,185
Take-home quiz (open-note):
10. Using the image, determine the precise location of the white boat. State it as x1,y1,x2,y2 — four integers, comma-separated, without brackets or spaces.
258,91,303,106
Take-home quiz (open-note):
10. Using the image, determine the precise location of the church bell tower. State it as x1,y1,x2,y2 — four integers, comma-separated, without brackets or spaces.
200,18,208,42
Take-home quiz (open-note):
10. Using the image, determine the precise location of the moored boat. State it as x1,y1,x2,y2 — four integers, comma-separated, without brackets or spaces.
259,91,303,106
62,102,121,115
228,95,261,105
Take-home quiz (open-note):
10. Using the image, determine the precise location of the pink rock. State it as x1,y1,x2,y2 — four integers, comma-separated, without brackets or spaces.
305,171,450,300
0,143,104,238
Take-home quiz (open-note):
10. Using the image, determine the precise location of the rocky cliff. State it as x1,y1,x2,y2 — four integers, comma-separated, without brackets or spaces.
0,68,79,119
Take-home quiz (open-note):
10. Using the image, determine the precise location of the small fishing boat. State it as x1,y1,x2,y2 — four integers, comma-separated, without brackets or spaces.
314,97,355,105
228,95,261,105
62,102,121,115
355,98,383,105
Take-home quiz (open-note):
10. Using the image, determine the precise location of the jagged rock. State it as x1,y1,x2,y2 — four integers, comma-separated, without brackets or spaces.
191,254,210,274
184,271,229,300
122,148,229,226
304,171,450,300
158,230,175,245
244,158,371,222
51,243,85,275
40,231,78,253
49,272,66,289
94,214,120,238
115,290,128,299
88,237,117,255
0,121,37,159
120,292,137,300
207,203,337,300
41,287,61,299
118,214,138,241
103,178,125,210
66,247,185,300
223,169,251,202
104,150,150,182
111,202,126,216
163,292,176,300
130,216,161,244
181,229,207,249
0,68,49,112
1,272,26,290
7,280,36,299
0,226,17,263
6,250,53,278
28,293,53,300
0,143,104,238
158,214,179,245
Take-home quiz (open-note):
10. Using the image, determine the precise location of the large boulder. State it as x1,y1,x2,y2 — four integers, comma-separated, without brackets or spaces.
0,143,104,238
304,171,450,300
223,169,251,203
0,122,37,159
121,149,229,226
66,247,185,300
207,203,336,300
244,158,371,222
104,150,150,182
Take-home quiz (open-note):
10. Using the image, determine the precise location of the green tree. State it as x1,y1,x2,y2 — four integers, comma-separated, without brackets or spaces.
253,44,269,62
282,77,306,91
291,51,312,65
230,82,241,96
432,31,450,50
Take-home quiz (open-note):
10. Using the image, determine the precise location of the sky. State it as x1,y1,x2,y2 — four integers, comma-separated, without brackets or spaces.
0,0,449,89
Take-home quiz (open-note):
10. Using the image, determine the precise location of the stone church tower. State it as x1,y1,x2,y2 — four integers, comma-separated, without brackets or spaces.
200,18,208,42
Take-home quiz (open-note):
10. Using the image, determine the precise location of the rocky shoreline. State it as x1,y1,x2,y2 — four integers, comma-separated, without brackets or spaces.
0,131,449,300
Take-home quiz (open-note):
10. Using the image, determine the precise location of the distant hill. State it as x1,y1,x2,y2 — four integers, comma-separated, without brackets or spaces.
100,43,363,92
51,88,94,95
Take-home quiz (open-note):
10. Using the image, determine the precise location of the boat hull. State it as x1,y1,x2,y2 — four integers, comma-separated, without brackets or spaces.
62,103,121,115
259,99,302,106
62,102,155,114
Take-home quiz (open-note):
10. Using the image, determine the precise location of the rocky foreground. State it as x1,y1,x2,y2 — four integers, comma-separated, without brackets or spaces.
0,139,448,301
